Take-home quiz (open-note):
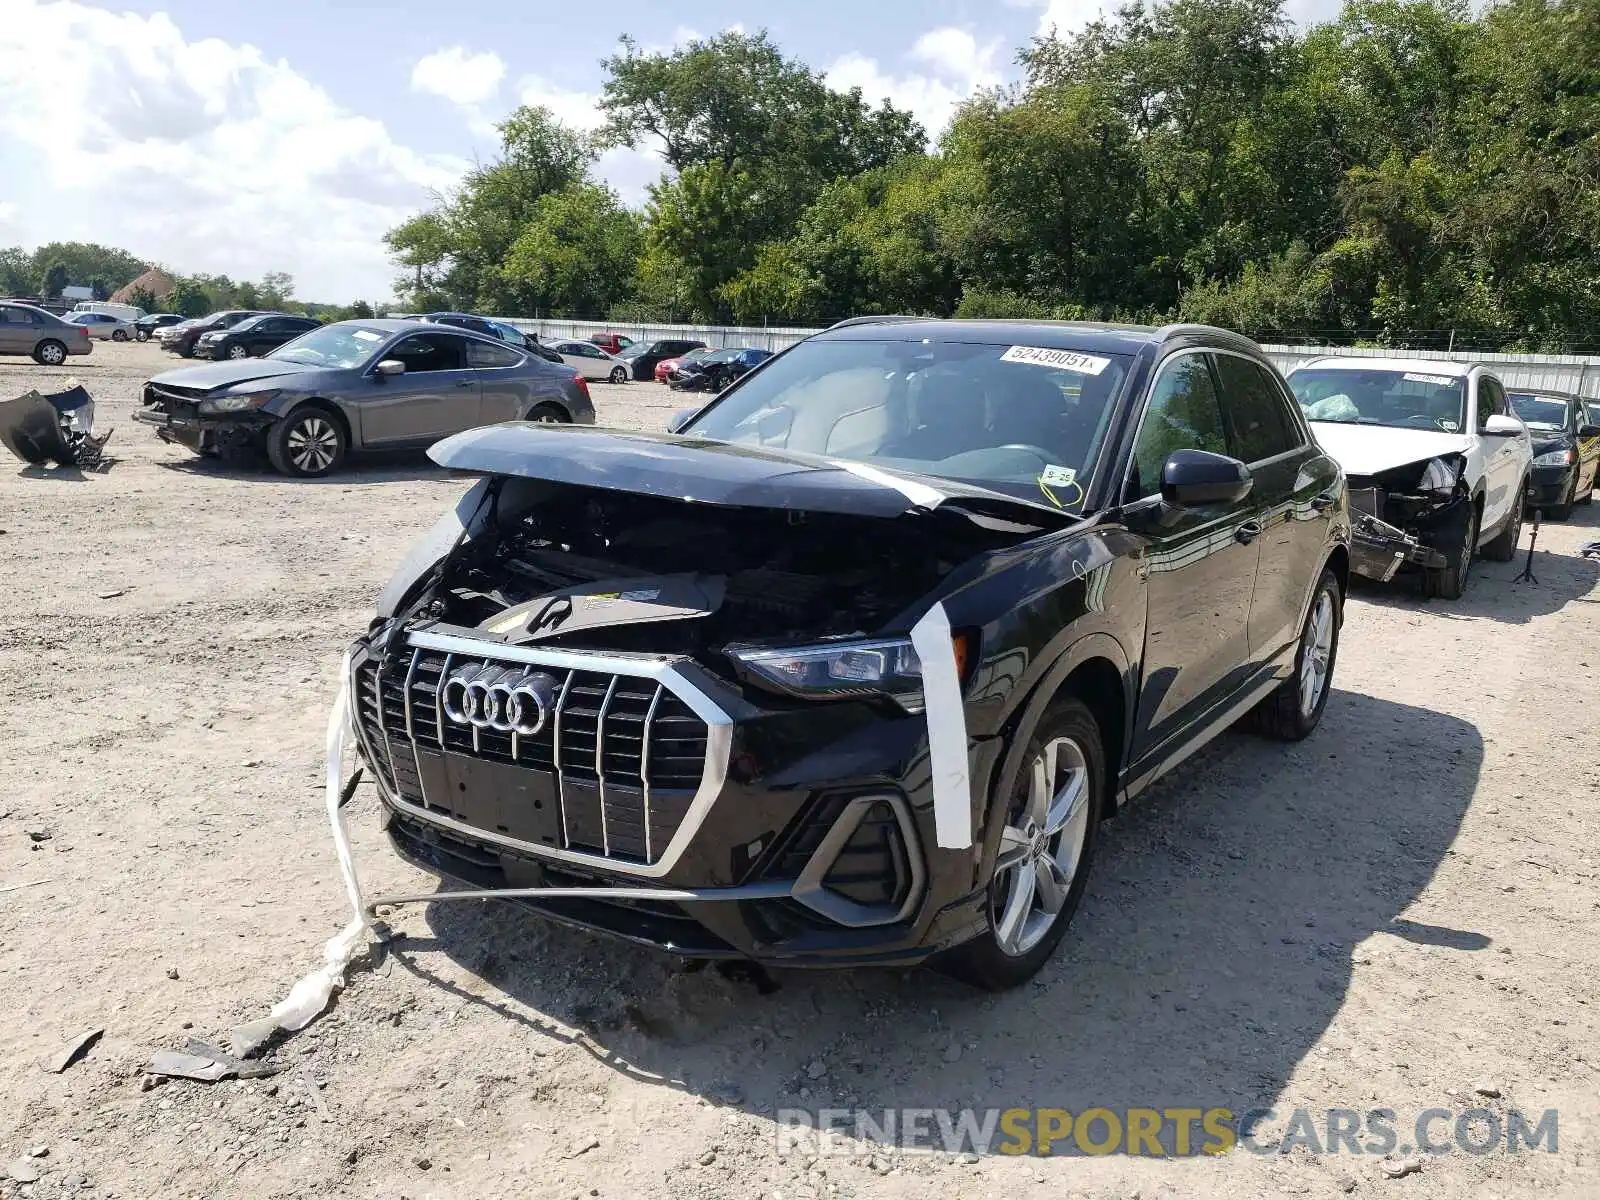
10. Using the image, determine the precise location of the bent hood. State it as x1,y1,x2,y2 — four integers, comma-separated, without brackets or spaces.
148,359,312,393
427,422,1076,525
1309,422,1472,476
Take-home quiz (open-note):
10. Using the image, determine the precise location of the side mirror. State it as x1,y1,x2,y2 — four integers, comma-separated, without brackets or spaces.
1482,414,1523,437
667,408,696,434
375,359,405,378
1579,424,1600,440
1161,449,1253,507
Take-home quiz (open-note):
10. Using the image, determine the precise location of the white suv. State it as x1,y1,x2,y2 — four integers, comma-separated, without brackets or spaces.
1286,357,1533,599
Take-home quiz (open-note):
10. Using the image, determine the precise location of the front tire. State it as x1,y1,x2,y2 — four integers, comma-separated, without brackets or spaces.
1422,505,1477,600
1545,474,1575,521
266,407,346,478
1482,482,1527,561
34,339,67,366
1253,567,1342,741
938,698,1103,991
135,329,149,342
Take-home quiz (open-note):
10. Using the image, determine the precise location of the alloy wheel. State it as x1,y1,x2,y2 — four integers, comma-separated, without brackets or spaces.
991,736,1093,958
39,342,65,365
286,416,338,474
1298,589,1336,718
227,344,248,359
1455,511,1477,592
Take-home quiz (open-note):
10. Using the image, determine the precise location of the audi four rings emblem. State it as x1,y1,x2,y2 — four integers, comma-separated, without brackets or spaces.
441,664,560,735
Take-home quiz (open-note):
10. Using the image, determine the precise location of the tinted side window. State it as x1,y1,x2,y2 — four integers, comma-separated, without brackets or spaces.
1129,354,1229,499
1477,375,1506,423
389,333,467,372
1,307,31,325
467,339,522,368
1212,354,1301,463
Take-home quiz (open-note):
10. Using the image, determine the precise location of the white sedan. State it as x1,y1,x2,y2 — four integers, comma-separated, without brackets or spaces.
546,339,630,383
63,312,133,341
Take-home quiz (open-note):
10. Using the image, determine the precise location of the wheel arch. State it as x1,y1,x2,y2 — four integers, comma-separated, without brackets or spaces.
973,634,1135,888
278,397,353,447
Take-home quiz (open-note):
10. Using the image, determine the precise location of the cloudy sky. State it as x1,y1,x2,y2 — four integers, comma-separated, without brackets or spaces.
0,0,1338,304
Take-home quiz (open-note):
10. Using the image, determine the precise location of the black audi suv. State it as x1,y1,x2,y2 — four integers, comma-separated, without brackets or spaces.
349,318,1351,988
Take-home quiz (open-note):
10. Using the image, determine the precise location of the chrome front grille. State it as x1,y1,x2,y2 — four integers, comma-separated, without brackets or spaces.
354,632,723,870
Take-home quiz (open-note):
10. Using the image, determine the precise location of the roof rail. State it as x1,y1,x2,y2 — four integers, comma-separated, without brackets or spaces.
825,315,929,331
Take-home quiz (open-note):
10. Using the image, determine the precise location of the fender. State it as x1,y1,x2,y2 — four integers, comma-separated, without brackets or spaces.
972,631,1136,886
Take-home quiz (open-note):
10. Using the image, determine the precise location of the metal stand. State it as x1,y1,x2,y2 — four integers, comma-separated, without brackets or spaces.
1514,510,1540,584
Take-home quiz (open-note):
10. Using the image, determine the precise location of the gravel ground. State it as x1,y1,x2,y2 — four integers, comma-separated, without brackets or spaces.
2,339,1598,1200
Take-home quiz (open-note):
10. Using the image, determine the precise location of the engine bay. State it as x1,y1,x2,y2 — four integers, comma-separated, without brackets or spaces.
403,480,1025,673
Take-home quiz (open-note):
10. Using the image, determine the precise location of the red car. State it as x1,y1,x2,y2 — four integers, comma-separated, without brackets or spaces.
588,332,635,357
655,347,716,383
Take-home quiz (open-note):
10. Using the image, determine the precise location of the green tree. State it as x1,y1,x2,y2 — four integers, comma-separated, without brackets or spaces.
39,262,68,300
168,279,211,317
259,272,294,308
502,184,642,316
123,285,160,313
27,242,147,295
0,246,31,296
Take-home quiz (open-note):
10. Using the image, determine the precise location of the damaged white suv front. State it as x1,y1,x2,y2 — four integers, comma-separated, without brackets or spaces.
1286,358,1532,599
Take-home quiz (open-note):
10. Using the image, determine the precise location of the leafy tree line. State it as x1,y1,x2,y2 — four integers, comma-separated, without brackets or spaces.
387,1,1600,352
1,242,374,322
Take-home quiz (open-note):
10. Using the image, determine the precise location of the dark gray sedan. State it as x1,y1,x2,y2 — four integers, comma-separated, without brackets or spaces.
133,319,595,477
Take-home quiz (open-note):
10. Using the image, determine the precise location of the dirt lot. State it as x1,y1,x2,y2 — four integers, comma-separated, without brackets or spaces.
2,338,1598,1200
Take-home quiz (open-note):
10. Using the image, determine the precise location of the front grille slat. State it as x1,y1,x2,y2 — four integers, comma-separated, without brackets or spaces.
354,645,709,868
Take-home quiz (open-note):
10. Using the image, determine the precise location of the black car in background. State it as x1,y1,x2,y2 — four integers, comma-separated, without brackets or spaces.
134,313,184,342
419,312,564,364
1510,389,1600,519
163,310,263,357
619,336,706,381
194,313,321,361
353,318,1350,989
668,346,774,392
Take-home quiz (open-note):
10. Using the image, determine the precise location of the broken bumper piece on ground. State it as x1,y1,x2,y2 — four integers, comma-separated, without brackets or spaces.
0,384,112,469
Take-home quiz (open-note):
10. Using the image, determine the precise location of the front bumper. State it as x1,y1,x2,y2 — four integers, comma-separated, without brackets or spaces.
349,622,997,966
133,403,271,451
1346,489,1449,581
1528,464,1574,508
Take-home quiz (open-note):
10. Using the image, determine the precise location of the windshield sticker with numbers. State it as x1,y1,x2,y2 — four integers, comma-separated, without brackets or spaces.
1000,346,1111,375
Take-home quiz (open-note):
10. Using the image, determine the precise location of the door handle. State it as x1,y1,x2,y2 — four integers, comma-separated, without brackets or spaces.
1234,520,1263,545
454,379,475,388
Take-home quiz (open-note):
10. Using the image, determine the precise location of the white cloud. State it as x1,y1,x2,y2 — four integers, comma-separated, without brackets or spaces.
517,75,607,132
513,77,663,207
0,0,467,300
1033,0,1120,36
410,46,506,107
826,27,1004,142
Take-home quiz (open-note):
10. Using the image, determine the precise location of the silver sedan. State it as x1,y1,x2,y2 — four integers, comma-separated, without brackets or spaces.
546,339,630,384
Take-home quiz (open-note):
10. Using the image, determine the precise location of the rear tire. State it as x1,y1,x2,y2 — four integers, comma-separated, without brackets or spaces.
1252,568,1341,741
266,406,346,478
34,340,67,366
937,698,1103,991
112,328,129,342
226,343,249,360
1482,483,1526,561
527,402,568,424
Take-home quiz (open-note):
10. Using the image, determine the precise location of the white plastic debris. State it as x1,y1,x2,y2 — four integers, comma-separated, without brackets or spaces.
230,657,377,1052
910,602,974,849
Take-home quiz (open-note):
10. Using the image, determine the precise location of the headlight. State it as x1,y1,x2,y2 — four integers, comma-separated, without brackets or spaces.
1533,448,1574,467
729,638,926,702
200,390,278,413
1418,456,1462,495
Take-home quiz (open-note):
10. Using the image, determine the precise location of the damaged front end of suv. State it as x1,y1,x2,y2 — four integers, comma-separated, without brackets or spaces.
344,418,1115,978
1343,456,1461,582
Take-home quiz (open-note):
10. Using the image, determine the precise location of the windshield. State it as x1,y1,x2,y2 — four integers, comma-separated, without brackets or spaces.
1289,367,1466,432
682,338,1133,508
1508,393,1570,432
271,323,388,368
